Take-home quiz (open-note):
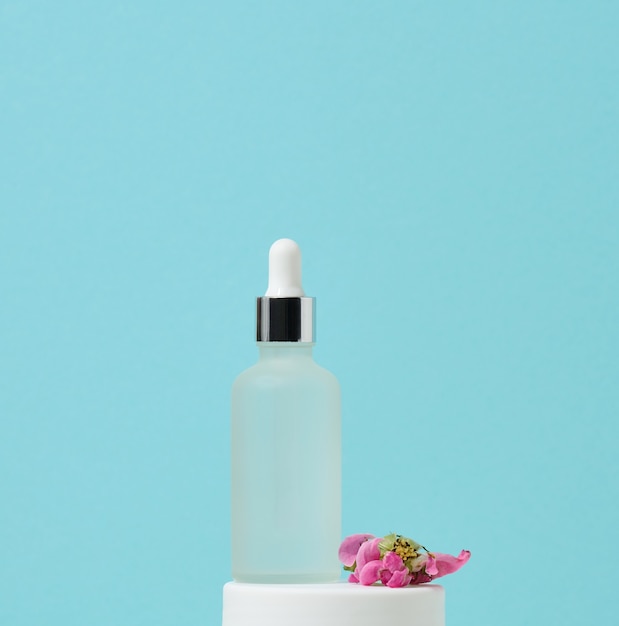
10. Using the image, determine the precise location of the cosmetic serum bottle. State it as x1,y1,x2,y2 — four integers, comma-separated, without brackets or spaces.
230,238,341,583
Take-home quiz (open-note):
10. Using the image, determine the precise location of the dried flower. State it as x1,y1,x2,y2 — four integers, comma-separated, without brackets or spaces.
339,533,470,587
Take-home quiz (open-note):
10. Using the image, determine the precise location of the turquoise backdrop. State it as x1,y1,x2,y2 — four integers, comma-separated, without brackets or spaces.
1,2,617,625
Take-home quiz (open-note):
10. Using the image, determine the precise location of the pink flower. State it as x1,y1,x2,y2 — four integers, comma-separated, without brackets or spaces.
338,534,470,587
381,551,413,587
356,550,412,588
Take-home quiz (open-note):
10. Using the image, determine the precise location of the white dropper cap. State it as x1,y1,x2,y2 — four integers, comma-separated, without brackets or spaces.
256,238,315,342
265,238,305,297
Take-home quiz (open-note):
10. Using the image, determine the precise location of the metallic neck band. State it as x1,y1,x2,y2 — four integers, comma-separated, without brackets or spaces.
256,297,315,342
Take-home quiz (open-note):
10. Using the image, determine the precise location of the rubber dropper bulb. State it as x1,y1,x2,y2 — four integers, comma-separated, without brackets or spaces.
265,238,305,297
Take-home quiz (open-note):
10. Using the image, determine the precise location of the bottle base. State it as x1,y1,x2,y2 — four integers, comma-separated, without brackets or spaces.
232,571,341,584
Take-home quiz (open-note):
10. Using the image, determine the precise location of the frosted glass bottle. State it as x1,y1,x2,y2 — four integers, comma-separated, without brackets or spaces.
231,343,341,582
230,239,341,583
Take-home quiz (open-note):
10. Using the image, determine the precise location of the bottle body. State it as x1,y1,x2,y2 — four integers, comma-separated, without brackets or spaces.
231,343,341,583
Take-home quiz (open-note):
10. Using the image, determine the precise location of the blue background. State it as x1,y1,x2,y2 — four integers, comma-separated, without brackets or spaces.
1,2,617,625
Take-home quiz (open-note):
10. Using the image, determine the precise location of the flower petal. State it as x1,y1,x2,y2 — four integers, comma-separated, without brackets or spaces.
348,572,359,583
380,569,392,585
410,570,432,585
427,550,471,578
359,559,384,585
386,569,412,588
338,534,375,567
356,537,382,572
383,551,406,572
425,554,439,577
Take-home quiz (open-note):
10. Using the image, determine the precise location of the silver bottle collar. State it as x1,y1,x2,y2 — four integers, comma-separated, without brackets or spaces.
256,297,315,342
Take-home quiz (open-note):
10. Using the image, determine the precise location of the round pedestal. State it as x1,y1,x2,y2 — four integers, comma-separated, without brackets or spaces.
222,581,445,626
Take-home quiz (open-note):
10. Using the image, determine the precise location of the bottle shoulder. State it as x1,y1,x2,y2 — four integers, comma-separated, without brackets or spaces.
311,362,340,388
232,358,340,393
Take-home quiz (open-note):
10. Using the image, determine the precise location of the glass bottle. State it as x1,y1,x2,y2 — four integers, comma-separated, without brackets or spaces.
230,239,341,583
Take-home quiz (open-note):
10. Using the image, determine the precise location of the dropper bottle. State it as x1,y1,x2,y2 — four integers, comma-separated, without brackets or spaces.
230,239,341,583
